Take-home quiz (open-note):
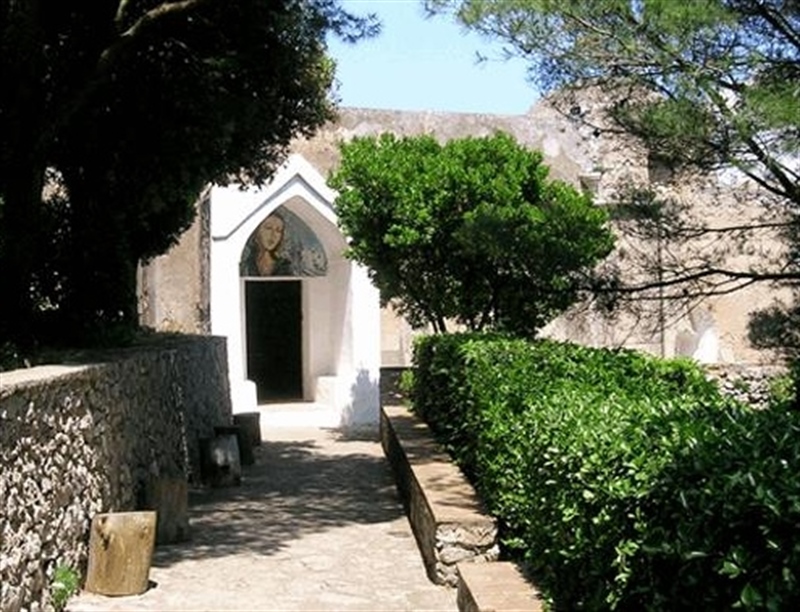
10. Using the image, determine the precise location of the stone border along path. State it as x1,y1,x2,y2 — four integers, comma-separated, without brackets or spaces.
67,426,456,612
381,405,542,612
380,405,500,586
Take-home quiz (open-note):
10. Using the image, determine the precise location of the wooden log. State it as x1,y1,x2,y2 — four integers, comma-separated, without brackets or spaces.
144,477,190,544
84,511,156,596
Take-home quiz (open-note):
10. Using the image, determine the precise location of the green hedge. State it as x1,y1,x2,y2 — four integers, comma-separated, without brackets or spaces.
410,334,800,610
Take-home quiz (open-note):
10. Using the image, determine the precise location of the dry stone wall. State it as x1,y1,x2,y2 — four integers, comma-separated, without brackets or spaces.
706,363,787,410
0,336,232,612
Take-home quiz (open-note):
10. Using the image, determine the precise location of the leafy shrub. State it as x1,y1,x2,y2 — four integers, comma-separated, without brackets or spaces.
767,360,800,411
411,334,800,610
50,564,79,611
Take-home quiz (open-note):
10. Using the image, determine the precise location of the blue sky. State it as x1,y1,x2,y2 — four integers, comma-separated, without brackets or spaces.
327,0,538,115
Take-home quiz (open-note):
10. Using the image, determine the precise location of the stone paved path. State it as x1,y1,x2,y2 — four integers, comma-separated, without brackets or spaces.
67,426,456,611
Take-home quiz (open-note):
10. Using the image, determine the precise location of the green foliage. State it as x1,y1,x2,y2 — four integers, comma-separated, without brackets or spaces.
767,361,800,411
329,131,614,337
412,333,800,610
429,0,800,354
0,0,378,349
398,368,416,399
50,564,79,612
768,372,796,410
427,1,799,207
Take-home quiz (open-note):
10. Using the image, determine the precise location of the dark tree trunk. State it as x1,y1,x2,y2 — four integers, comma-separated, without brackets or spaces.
59,193,140,343
0,162,45,350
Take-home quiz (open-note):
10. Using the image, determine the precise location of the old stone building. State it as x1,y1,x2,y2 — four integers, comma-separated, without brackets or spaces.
139,97,787,427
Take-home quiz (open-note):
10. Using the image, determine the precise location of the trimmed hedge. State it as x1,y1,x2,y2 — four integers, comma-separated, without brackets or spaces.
411,334,800,610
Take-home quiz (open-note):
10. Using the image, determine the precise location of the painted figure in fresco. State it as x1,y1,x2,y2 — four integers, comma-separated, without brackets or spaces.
243,214,294,276
240,207,329,277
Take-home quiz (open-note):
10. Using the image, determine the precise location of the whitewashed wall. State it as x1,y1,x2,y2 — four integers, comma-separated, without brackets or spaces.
209,155,381,427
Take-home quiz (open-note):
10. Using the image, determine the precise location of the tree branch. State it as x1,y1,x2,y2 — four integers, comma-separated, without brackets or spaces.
103,0,212,68
115,0,133,28
51,0,213,150
680,83,800,205
750,1,800,54
610,265,799,296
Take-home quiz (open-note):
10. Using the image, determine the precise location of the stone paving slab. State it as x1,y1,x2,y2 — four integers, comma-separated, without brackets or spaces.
67,427,455,611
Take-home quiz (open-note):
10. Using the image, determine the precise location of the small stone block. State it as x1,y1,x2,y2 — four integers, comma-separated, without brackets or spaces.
457,562,543,612
233,412,262,447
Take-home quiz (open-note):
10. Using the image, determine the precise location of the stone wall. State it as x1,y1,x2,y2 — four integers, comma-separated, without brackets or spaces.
138,192,211,335
706,363,787,410
0,336,232,612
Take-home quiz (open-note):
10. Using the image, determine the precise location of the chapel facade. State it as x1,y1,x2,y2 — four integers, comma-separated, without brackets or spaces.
138,97,786,427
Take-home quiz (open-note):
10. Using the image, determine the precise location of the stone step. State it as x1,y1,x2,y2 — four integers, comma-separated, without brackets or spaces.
256,402,340,429
457,562,544,612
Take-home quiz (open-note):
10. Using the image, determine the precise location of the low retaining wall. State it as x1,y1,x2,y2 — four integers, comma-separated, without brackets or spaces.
380,405,499,586
457,562,543,612
0,335,232,612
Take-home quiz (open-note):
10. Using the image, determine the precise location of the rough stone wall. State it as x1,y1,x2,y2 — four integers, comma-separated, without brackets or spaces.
526,90,780,364
706,363,787,410
142,100,788,367
138,191,211,335
0,336,231,612
293,103,787,366
292,105,589,185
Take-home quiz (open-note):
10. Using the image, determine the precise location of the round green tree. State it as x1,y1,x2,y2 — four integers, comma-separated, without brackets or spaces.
329,131,615,337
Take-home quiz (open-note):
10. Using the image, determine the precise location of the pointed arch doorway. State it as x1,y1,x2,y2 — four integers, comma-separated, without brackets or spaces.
240,204,327,403
244,279,302,402
209,154,381,427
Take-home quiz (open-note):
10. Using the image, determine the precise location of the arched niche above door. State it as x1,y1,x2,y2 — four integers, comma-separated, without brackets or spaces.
239,206,329,278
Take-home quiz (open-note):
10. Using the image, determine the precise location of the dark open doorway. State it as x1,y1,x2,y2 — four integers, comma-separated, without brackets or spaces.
245,280,303,402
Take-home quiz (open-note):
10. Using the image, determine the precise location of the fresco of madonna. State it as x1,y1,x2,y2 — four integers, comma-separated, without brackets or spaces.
240,207,328,278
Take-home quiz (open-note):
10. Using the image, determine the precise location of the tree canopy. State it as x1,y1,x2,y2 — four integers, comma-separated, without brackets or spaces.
427,0,800,352
427,0,798,207
328,131,615,338
427,1,799,282
0,0,377,352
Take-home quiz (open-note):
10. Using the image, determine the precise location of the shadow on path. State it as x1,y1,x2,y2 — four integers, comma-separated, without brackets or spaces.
153,430,404,567
67,426,458,611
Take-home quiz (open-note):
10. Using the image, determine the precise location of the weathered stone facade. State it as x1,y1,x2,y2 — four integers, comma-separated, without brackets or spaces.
0,336,232,612
143,100,790,374
138,191,212,335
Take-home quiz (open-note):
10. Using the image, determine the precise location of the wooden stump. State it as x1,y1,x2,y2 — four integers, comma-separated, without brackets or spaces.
85,511,156,596
144,477,190,544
